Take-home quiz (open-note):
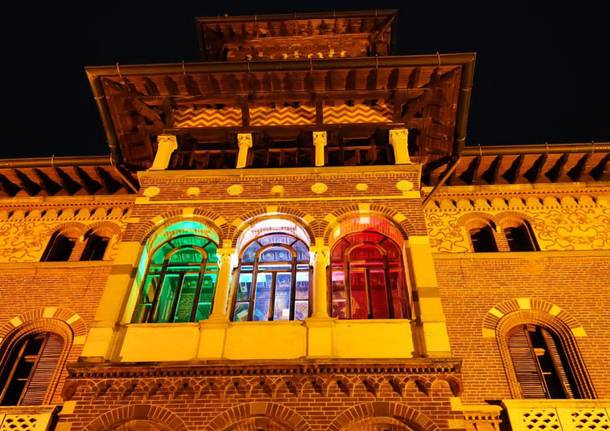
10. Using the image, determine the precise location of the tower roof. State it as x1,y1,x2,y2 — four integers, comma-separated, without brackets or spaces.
196,10,398,61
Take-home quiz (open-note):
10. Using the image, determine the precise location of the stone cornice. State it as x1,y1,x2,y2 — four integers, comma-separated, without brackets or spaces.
68,358,461,379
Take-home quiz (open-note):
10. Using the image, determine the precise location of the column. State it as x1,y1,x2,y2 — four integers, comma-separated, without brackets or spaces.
208,246,236,320
389,128,412,164
149,134,178,170
313,131,327,167
236,133,253,168
407,235,451,356
311,240,330,319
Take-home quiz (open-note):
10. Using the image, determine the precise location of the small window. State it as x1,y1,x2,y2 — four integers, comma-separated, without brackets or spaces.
0,332,64,405
41,232,76,262
508,324,581,399
80,233,110,261
505,222,539,252
470,225,498,252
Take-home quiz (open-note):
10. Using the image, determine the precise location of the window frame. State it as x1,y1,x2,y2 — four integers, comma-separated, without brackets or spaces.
231,232,312,322
330,231,409,320
132,234,219,324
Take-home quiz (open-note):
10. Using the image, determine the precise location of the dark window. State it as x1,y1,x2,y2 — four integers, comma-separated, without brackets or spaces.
80,233,110,261
470,225,498,252
505,223,539,252
232,233,311,321
0,332,64,405
508,324,581,399
132,234,219,323
41,232,76,262
330,230,409,320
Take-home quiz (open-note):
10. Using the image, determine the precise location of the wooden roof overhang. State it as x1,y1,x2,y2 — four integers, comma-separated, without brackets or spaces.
86,52,476,169
423,142,610,186
0,156,138,197
196,10,398,61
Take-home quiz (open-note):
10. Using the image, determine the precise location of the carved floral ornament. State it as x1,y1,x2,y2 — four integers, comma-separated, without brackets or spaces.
425,193,610,252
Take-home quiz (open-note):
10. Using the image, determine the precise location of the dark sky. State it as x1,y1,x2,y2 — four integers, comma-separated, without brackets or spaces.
1,2,609,159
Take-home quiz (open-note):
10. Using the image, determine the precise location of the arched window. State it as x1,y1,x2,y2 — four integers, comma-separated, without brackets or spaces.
469,225,498,252
504,221,539,251
232,232,311,321
80,231,110,261
132,233,219,323
330,230,408,320
0,332,64,405
507,324,581,399
41,231,76,261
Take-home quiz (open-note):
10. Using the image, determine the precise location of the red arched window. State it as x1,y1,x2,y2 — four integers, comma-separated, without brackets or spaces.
330,230,409,319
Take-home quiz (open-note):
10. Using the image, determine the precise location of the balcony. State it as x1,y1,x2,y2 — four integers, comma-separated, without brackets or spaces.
503,399,610,431
0,406,57,431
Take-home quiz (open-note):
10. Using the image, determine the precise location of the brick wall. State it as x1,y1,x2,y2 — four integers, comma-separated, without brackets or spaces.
435,252,610,402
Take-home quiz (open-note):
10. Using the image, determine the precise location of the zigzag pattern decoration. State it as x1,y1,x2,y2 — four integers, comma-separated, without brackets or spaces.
250,105,316,126
172,107,242,128
324,103,393,124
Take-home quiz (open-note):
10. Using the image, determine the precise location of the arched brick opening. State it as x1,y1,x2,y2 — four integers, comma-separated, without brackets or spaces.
83,405,188,431
327,402,440,431
204,402,312,431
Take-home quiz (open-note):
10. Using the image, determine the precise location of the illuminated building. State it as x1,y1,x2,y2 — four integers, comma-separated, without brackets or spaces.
0,9,609,431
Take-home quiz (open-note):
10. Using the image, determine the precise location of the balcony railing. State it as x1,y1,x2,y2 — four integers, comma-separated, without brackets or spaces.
0,406,57,431
504,399,610,431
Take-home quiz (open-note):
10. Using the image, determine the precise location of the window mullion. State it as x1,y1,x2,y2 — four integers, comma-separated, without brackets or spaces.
365,268,373,319
248,262,259,321
345,259,352,319
269,272,277,321
190,260,206,322
289,258,297,320
149,265,167,323
384,257,395,319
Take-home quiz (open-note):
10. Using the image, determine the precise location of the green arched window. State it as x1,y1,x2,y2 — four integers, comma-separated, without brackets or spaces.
132,233,219,323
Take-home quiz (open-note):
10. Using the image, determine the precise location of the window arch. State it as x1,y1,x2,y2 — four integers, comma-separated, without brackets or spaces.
330,230,409,320
132,231,219,324
232,231,311,321
0,332,64,405
41,230,77,261
504,220,539,251
469,224,498,252
80,230,111,261
506,324,583,399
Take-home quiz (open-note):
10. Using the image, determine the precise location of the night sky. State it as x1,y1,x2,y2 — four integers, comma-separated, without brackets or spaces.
1,2,609,159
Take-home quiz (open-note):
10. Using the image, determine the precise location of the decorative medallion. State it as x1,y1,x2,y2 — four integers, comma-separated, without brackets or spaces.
311,183,328,194
186,187,200,197
143,186,161,198
355,183,369,191
227,185,244,196
271,185,285,195
395,180,414,192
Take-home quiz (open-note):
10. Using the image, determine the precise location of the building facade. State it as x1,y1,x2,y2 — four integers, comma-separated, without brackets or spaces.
0,10,609,431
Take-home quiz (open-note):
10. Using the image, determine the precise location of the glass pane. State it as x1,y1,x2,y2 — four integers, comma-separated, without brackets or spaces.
295,300,309,320
155,275,180,323
242,242,261,263
369,269,389,318
331,268,347,319
296,271,309,300
293,240,310,262
259,263,291,272
133,275,159,323
236,272,252,301
233,302,250,321
174,274,198,322
258,234,294,247
349,271,368,319
274,272,292,320
260,246,292,263
253,273,272,321
169,247,203,265
389,269,407,318
197,273,216,321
